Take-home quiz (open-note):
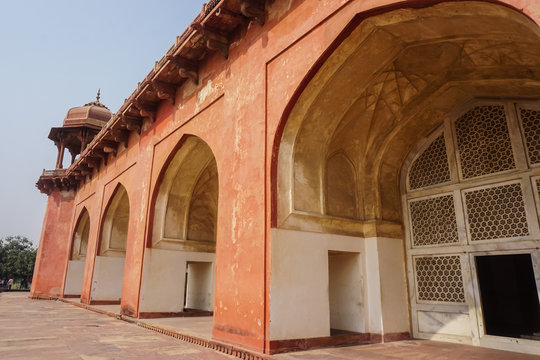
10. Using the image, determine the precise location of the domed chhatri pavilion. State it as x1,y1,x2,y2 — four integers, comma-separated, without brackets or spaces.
32,0,540,357
50,91,111,165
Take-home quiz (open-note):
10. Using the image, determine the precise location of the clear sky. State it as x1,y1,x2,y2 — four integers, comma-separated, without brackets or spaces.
0,0,203,246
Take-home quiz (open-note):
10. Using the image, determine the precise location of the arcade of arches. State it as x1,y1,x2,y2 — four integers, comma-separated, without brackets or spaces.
31,0,540,356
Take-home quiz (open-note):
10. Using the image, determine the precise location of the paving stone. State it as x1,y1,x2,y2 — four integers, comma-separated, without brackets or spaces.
1,292,537,359
0,292,233,360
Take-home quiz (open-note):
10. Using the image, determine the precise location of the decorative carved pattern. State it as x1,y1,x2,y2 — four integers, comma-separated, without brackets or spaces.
352,65,429,142
520,106,540,165
151,80,176,102
409,135,450,190
167,55,199,83
91,149,108,166
409,195,458,247
191,23,229,59
415,256,465,303
240,0,265,25
459,40,540,67
118,114,142,134
464,183,529,241
132,100,156,123
109,130,129,148
100,140,118,156
456,105,515,179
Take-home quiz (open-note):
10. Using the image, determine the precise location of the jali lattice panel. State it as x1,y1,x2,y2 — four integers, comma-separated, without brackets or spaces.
455,105,515,179
464,183,529,241
408,134,451,190
520,106,540,166
409,195,459,246
415,255,465,303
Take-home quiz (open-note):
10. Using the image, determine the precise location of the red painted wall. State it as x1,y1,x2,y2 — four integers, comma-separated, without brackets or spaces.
30,189,75,298
32,0,540,353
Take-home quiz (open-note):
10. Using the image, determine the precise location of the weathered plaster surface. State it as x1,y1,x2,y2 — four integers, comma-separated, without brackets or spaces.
32,0,540,354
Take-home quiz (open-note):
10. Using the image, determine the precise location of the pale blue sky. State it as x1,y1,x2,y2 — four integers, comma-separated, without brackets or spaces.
0,1,203,245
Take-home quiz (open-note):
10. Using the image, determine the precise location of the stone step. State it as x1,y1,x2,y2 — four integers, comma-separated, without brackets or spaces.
521,334,540,341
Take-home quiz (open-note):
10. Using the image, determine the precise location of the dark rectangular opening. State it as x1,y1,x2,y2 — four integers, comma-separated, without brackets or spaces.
476,254,540,340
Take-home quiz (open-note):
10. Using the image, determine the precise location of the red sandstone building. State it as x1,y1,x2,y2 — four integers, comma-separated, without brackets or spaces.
32,0,540,356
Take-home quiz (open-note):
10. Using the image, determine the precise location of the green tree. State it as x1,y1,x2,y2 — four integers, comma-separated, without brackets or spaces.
0,236,37,281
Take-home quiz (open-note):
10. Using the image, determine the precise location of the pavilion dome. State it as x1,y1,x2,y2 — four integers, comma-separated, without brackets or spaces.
63,91,112,128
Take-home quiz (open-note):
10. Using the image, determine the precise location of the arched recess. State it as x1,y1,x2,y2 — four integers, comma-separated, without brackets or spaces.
64,208,90,296
275,0,540,234
326,153,358,219
140,136,218,317
91,184,130,303
270,0,540,351
99,185,129,256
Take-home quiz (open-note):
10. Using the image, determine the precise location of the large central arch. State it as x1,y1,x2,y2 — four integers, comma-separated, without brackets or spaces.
271,1,540,354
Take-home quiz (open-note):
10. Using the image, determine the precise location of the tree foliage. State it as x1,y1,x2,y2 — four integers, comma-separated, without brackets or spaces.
0,236,37,281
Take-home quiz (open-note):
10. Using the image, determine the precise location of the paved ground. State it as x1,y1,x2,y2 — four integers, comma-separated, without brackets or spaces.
0,292,233,360
1,292,538,359
273,341,540,360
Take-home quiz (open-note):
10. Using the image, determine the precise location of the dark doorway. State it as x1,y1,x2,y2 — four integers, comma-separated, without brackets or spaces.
476,254,540,340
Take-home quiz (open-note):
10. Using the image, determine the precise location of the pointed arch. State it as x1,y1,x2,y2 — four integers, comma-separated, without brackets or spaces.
268,0,540,351
71,207,90,260
325,153,358,219
151,135,219,252
139,135,219,316
100,183,130,257
273,1,540,234
64,206,91,296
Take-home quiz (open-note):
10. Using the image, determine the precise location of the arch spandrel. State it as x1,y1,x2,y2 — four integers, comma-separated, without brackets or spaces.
276,1,540,235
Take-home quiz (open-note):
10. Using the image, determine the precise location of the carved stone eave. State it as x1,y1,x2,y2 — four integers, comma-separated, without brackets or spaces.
118,114,143,135
108,129,130,148
240,0,265,25
98,140,119,156
191,23,230,59
36,169,76,195
151,80,177,103
37,0,269,194
166,55,199,83
132,100,157,123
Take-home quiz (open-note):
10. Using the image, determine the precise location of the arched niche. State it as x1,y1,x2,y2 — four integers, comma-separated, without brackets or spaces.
325,153,357,219
275,1,540,236
152,136,218,252
71,208,90,260
139,136,218,316
64,208,90,296
91,184,129,302
100,184,129,257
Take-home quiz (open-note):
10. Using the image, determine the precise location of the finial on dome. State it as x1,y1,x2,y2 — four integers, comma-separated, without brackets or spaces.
83,89,109,109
